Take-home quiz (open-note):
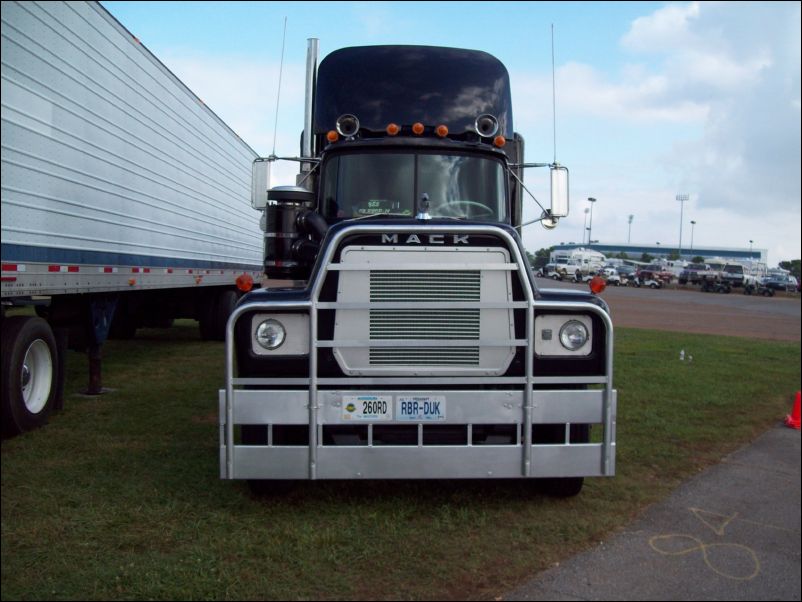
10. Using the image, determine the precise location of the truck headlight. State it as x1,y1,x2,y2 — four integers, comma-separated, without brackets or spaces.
250,313,309,356
256,318,286,350
559,320,589,351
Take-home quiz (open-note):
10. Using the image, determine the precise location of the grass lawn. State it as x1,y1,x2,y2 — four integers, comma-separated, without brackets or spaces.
2,322,799,600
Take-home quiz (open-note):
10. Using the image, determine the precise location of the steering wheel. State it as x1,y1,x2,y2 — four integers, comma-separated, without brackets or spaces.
433,200,495,219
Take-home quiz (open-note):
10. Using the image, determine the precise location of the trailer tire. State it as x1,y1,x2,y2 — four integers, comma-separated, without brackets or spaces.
1,316,58,436
198,292,218,341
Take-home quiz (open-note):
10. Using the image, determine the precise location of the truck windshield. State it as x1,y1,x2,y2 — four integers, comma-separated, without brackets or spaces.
321,152,507,222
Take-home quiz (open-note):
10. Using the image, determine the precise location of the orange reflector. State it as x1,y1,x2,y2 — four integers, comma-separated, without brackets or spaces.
128,278,136,286
386,123,400,136
412,122,425,135
435,124,448,137
589,276,607,294
236,273,254,292
493,135,506,147
326,130,339,143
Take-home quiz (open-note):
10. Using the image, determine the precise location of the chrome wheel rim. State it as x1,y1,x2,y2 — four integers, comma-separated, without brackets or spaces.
21,339,53,414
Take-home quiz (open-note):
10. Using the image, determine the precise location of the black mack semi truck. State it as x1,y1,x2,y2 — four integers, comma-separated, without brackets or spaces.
220,42,616,496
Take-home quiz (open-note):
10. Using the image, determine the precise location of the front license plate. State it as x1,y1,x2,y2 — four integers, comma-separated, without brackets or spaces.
396,396,446,421
342,395,392,421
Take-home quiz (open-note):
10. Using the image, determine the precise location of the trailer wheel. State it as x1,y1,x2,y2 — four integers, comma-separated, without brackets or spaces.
198,292,218,341
1,316,58,436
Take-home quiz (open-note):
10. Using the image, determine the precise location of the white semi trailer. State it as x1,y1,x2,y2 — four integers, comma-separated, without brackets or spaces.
1,1,263,435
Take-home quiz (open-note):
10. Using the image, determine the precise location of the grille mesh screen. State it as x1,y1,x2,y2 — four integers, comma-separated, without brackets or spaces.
368,271,482,366
369,347,480,366
370,309,480,340
370,270,480,301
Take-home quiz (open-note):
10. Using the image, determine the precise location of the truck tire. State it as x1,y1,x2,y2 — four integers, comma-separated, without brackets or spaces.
538,424,589,497
213,289,239,342
240,426,295,496
1,316,59,436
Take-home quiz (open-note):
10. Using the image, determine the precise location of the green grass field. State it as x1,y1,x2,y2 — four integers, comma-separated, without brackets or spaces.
2,322,799,600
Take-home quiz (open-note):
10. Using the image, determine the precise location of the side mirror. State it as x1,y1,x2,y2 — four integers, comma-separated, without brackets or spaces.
251,158,271,209
550,165,569,218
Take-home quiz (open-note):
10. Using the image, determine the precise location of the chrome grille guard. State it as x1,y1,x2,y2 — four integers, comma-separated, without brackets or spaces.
222,223,615,480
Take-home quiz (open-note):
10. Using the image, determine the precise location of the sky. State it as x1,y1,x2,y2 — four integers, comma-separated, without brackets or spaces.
102,1,801,266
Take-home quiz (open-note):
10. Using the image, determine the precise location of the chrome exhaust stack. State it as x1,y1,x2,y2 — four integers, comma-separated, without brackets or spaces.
302,38,319,163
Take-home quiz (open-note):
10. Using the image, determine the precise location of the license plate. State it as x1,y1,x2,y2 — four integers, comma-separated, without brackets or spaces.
396,396,446,421
342,395,392,421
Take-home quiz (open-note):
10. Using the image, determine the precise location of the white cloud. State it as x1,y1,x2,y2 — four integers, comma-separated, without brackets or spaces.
518,2,801,263
621,1,701,53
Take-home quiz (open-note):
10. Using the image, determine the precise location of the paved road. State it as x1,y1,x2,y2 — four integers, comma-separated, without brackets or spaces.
505,424,801,601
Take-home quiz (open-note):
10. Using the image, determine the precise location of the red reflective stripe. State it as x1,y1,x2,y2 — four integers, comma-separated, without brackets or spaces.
143,268,151,273
104,267,113,273
132,267,140,273
48,265,60,272
167,268,174,273
1,276,16,282
68,266,79,273
2,264,17,271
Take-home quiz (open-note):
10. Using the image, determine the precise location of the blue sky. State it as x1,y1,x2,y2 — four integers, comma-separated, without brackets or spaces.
103,1,801,265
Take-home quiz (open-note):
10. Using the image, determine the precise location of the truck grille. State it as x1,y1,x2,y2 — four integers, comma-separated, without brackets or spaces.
369,276,480,365
369,308,481,366
333,246,516,375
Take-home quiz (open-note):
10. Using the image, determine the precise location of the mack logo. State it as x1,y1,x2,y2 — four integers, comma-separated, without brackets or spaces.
381,234,470,245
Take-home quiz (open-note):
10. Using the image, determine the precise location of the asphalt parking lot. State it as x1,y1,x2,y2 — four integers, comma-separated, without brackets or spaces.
505,424,801,601
504,277,802,601
537,277,801,342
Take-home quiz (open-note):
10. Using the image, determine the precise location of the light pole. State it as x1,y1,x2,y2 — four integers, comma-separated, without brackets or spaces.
582,208,590,245
676,193,689,258
627,214,634,243
587,197,597,247
690,220,696,253
749,239,753,259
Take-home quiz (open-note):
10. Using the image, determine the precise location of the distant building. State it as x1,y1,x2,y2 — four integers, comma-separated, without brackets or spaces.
552,243,767,264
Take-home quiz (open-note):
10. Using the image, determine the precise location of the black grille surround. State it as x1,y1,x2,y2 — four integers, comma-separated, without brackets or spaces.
235,220,609,380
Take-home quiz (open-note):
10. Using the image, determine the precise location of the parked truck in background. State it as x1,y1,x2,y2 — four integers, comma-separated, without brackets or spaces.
1,1,262,435
221,42,617,496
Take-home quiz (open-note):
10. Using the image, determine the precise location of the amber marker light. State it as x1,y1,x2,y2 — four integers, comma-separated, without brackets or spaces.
493,135,506,147
326,130,339,143
412,122,425,135
589,275,607,295
236,273,254,292
435,124,448,137
386,123,400,136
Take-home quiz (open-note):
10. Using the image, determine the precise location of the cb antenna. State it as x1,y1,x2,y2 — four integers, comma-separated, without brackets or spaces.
551,23,558,165
271,16,288,158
